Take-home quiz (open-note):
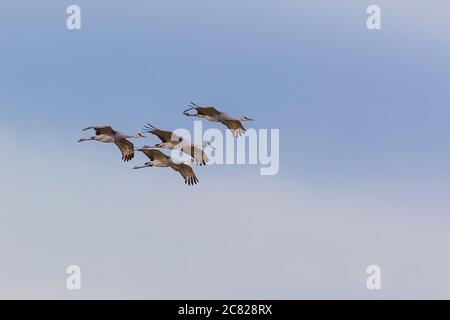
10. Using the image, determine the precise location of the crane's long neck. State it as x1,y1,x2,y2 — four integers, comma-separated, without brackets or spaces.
122,133,140,139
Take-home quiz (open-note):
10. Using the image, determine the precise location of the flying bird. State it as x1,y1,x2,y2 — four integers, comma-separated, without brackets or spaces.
143,123,212,166
183,102,254,137
133,148,199,185
78,126,146,161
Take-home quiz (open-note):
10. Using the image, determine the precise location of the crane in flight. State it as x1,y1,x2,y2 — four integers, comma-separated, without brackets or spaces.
133,147,199,185
78,126,146,161
143,123,213,166
183,102,254,137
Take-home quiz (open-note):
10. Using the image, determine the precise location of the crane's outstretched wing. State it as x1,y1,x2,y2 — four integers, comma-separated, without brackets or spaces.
184,103,221,117
181,145,209,166
195,107,221,117
115,138,134,161
83,126,116,136
170,163,199,185
143,124,182,143
220,119,246,137
140,148,169,161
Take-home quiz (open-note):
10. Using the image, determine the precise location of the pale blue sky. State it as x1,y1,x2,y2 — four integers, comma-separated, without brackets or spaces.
0,0,450,299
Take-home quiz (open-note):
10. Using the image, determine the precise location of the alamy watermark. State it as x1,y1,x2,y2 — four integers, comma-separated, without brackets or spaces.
66,5,81,30
154,121,280,176
366,265,382,290
66,265,82,290
367,5,381,30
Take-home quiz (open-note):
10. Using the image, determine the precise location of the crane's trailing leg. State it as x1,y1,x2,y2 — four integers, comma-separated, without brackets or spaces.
78,137,95,143
143,123,159,132
183,103,199,116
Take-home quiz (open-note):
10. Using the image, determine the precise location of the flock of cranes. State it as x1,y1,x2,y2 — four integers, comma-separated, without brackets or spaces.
78,102,254,186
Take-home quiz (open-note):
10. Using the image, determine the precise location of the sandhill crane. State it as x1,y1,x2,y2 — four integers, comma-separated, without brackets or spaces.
133,148,199,185
143,123,212,166
183,102,254,137
78,126,146,161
